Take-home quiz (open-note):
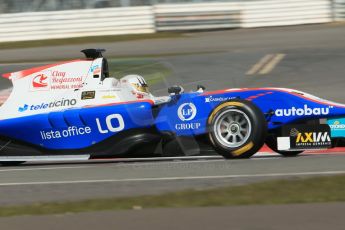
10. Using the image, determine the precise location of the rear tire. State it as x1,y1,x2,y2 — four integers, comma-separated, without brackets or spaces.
265,135,303,157
208,99,267,159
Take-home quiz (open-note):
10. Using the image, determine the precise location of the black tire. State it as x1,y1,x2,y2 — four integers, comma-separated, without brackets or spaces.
0,161,25,166
208,99,267,159
265,135,303,157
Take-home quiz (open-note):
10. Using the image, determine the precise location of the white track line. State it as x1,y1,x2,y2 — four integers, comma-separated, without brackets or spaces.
246,54,274,75
0,171,344,186
259,53,286,75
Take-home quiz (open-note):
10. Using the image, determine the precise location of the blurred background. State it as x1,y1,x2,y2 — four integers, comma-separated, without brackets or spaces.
0,0,343,42
0,0,149,12
1,0,242,13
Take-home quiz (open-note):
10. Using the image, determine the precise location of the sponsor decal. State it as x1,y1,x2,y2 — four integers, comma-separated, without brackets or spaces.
89,65,100,73
275,104,332,117
81,91,96,100
50,70,83,90
40,126,92,140
18,98,77,112
102,95,116,99
93,68,101,75
31,70,84,91
96,114,125,134
329,120,345,130
177,103,197,121
18,104,29,112
32,74,49,88
205,96,235,103
176,103,200,130
283,125,331,149
295,132,330,145
327,118,345,138
175,123,201,130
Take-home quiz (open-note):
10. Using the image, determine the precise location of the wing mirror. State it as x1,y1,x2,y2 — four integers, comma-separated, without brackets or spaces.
196,85,205,93
168,85,184,95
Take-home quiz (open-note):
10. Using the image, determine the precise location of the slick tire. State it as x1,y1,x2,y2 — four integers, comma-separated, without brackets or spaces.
208,99,267,159
265,135,303,157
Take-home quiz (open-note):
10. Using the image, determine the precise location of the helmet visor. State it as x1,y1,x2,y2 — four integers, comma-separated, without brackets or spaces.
132,83,149,93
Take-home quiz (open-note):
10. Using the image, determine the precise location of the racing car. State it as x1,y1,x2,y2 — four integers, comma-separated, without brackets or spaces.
0,48,345,166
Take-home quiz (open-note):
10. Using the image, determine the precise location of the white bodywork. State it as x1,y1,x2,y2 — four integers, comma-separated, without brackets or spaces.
0,58,169,120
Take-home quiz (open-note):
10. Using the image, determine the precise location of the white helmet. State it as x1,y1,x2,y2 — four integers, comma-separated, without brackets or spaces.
121,74,150,96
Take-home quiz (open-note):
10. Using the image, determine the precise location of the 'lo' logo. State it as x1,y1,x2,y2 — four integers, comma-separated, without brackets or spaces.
96,114,125,134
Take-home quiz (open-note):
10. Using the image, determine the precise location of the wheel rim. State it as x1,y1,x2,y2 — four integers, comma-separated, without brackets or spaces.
213,109,252,148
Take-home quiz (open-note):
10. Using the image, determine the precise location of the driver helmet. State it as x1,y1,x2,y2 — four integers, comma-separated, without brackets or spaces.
121,74,150,95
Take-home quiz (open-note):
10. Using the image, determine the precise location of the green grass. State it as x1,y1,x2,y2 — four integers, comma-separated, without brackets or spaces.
1,175,345,217
0,33,184,50
108,58,171,85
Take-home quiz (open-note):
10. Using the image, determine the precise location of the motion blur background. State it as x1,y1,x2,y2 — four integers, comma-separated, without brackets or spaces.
0,0,344,42
1,0,251,13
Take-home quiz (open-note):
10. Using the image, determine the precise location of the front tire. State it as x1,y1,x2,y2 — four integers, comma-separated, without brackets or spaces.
208,99,267,159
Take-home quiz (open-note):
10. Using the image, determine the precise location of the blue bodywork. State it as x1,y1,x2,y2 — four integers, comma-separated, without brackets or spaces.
0,102,153,150
155,89,345,137
1,88,345,151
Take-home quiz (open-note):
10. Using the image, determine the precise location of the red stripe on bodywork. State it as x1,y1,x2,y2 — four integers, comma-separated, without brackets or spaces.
202,88,345,108
2,59,88,79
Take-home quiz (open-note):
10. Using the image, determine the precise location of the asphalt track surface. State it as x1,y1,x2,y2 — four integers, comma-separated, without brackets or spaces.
0,24,345,220
0,154,344,206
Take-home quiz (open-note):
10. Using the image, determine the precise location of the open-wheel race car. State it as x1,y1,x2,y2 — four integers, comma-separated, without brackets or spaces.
0,49,345,165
